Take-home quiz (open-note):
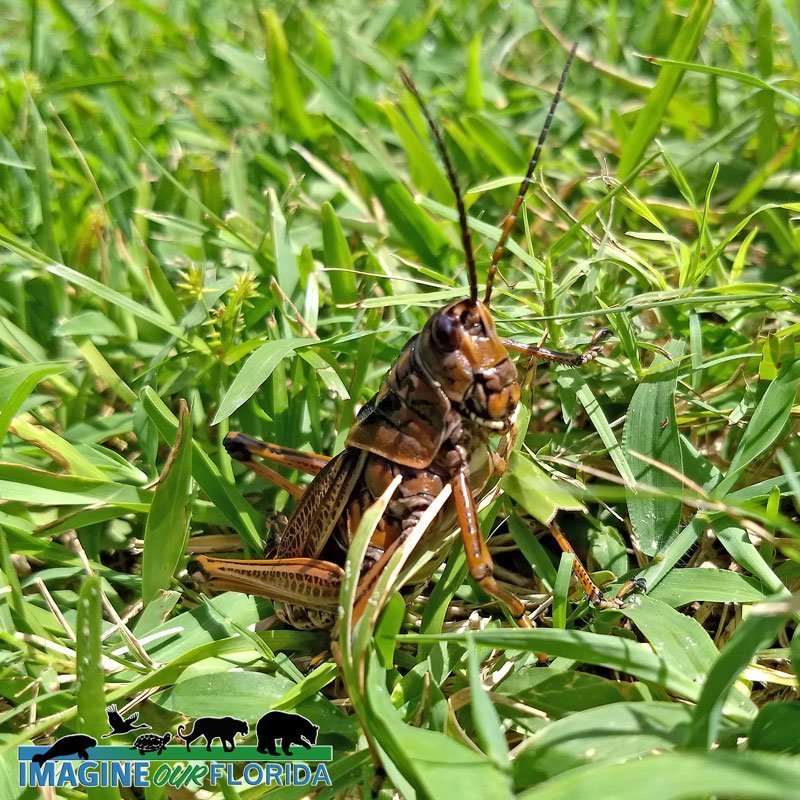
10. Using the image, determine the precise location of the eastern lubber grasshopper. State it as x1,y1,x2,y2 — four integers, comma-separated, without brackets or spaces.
198,45,640,630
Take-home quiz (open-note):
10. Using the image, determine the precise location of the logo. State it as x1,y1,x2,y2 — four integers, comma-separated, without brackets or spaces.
19,707,332,789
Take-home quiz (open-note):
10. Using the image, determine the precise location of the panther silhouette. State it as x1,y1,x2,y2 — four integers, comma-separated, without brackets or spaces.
177,716,249,752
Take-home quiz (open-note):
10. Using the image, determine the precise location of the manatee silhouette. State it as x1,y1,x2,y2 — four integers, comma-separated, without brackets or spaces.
32,734,97,764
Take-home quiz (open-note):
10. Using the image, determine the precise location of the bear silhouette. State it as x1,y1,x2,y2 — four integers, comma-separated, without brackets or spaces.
32,734,97,764
178,716,249,752
255,711,318,756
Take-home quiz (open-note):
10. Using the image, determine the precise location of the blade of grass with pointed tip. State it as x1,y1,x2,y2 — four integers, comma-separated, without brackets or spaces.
365,655,514,800
142,400,193,604
75,575,122,800
0,525,46,637
717,357,800,496
637,53,800,106
75,338,137,405
269,661,339,711
383,99,451,206
9,418,106,480
685,600,792,749
618,0,714,178
262,8,315,142
367,179,450,268
0,463,148,507
467,638,509,770
321,201,358,305
0,230,189,341
648,568,765,607
518,750,800,800
403,627,739,716
622,595,755,718
623,340,685,555
0,361,69,446
268,188,301,300
552,552,574,629
373,592,406,670
512,702,693,787
502,450,585,525
141,387,261,550
712,523,791,603
567,372,637,488
213,337,310,423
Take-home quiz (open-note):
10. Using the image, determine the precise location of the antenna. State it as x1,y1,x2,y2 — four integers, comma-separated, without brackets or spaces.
484,41,578,305
399,68,479,302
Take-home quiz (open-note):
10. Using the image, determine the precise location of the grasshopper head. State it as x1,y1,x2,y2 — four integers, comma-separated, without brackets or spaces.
420,298,520,432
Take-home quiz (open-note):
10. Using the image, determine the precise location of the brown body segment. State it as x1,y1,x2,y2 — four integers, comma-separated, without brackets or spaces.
346,338,451,469
200,299,625,630
198,46,641,631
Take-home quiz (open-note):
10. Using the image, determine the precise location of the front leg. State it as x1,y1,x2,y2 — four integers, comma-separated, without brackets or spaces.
452,469,532,627
502,328,612,366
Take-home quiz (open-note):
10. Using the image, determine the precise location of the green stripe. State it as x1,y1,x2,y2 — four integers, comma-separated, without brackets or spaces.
20,745,333,762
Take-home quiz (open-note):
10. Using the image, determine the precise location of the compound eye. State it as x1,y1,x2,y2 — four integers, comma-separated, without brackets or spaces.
431,313,461,352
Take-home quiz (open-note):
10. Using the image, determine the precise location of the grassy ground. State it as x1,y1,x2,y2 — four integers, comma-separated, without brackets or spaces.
1,1,800,798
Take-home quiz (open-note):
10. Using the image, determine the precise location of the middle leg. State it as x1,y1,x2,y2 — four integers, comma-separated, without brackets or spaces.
452,469,532,627
223,432,332,499
547,519,640,609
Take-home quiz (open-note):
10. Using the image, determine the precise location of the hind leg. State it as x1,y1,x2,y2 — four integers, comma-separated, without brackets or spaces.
197,556,343,632
258,739,278,756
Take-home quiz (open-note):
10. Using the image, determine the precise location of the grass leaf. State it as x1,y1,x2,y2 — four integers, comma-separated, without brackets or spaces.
141,400,193,604
623,340,685,554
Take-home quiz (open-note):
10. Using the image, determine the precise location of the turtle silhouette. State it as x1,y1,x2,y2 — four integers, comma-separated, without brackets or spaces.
130,732,171,755
32,734,97,764
102,704,149,737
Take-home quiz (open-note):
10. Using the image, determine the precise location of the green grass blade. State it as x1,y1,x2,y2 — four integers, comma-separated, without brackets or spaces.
501,450,586,524
718,358,800,495
140,387,261,551
213,337,311,424
519,750,800,800
636,53,800,105
623,340,685,554
466,639,509,769
365,655,514,800
685,599,792,749
618,0,714,178
141,400,193,604
0,361,69,446
404,628,712,713
321,202,359,305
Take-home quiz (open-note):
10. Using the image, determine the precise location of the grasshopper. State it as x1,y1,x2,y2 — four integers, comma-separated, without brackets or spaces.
198,45,640,630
